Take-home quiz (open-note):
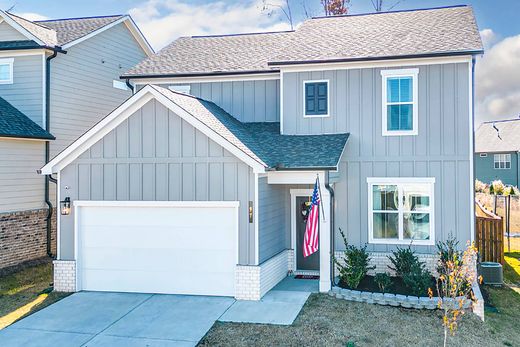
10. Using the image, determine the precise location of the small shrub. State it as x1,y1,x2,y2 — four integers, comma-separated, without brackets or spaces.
436,236,461,277
387,246,419,277
333,229,375,289
474,179,488,193
490,180,505,195
402,262,432,297
374,272,392,293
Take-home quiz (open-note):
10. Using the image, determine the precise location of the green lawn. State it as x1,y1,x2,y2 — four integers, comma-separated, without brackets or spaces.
0,262,69,329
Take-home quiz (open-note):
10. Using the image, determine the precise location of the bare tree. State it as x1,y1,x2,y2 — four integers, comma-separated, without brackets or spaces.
321,0,350,16
370,0,404,12
262,0,296,30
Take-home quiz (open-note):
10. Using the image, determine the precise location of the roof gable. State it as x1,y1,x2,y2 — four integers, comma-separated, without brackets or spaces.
0,10,55,46
476,119,520,153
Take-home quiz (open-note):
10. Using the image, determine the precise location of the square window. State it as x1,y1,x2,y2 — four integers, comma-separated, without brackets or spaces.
368,178,434,245
494,153,511,170
381,69,418,136
0,58,13,84
304,81,328,117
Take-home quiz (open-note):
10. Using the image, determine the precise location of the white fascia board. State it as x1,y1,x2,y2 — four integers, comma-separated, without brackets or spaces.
0,10,46,46
267,170,326,185
73,200,240,208
40,85,266,175
61,16,154,56
130,72,280,85
0,49,49,57
277,55,473,73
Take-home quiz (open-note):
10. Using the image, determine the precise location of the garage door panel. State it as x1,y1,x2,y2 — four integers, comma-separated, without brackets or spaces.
77,203,237,296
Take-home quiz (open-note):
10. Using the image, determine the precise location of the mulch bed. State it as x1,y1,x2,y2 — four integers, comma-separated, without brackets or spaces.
338,275,437,297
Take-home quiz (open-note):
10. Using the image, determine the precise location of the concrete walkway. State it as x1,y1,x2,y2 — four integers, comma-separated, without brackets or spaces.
0,292,234,347
218,276,318,325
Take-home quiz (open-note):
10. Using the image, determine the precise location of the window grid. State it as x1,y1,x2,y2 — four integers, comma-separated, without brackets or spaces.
494,153,511,169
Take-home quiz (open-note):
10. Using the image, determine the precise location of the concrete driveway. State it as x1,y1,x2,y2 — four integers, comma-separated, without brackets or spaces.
0,292,235,347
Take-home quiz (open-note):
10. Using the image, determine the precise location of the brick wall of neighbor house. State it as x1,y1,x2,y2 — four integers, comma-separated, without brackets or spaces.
53,260,76,292
0,208,56,269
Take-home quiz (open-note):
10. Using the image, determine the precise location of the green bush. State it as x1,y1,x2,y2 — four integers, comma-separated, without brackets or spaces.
334,229,375,289
387,246,419,277
436,236,461,277
374,272,392,293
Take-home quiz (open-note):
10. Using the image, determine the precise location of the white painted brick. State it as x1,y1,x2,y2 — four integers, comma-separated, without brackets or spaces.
53,260,76,292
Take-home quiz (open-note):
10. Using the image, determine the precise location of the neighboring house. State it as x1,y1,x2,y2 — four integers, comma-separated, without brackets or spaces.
475,119,520,187
0,11,153,270
42,6,482,299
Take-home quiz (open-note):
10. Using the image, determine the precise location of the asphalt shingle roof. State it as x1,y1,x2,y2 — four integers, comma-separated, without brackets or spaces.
0,40,41,50
123,31,293,77
0,97,54,140
5,12,58,46
36,15,125,46
123,5,482,77
475,119,520,153
152,85,348,169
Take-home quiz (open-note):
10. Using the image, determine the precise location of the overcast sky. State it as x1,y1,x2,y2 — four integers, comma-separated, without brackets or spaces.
3,0,520,125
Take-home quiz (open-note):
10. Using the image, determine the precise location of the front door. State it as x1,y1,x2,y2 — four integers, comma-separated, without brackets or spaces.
296,196,320,271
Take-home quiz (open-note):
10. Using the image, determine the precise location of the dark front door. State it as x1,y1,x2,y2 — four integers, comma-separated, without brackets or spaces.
296,196,320,271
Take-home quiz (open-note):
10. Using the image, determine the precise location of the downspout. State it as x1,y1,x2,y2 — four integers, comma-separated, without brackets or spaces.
125,78,134,93
324,171,335,287
44,49,59,258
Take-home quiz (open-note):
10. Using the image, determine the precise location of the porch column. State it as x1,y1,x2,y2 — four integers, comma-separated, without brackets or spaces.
319,179,331,292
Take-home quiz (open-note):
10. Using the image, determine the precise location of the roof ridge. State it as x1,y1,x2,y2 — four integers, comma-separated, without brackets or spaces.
36,14,125,23
310,4,468,19
190,30,294,39
482,118,520,124
6,11,54,30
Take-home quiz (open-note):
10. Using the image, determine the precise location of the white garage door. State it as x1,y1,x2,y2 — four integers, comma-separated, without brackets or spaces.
75,201,238,296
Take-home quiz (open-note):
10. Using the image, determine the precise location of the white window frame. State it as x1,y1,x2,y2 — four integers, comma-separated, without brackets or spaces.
494,153,511,169
367,177,435,246
479,153,488,158
0,58,14,84
303,79,330,118
381,68,419,136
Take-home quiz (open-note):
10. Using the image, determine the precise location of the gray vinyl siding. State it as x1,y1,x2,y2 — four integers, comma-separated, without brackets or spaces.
59,100,256,264
475,152,519,186
49,22,147,157
0,139,45,212
258,177,288,263
0,21,28,41
0,54,43,126
155,79,280,122
282,63,472,253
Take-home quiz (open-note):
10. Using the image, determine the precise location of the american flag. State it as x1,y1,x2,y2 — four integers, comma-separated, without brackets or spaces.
303,179,320,257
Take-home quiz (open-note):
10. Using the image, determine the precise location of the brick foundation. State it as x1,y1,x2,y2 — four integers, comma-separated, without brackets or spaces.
334,251,439,276
0,208,57,269
235,250,291,300
53,260,76,292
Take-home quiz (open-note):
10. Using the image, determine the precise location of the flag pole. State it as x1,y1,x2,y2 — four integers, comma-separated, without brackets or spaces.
316,173,326,222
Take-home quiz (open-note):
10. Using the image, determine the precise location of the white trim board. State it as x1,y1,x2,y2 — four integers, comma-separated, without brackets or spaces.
302,79,330,118
40,85,266,175
276,55,473,73
290,189,314,272
131,72,279,85
61,16,154,57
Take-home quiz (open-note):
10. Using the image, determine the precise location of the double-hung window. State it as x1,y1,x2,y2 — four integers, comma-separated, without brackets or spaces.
0,58,14,84
381,69,418,136
304,80,329,117
368,178,434,245
494,153,511,169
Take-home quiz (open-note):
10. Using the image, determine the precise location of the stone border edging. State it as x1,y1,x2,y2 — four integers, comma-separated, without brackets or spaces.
329,286,473,310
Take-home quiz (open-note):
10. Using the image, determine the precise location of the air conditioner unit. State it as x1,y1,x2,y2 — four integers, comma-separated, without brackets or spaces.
479,262,503,285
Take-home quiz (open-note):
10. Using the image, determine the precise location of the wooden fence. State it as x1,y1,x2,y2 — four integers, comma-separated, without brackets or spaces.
475,201,504,264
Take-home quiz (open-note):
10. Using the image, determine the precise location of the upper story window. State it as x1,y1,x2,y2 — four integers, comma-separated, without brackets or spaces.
381,69,419,136
304,80,329,117
0,58,14,84
368,177,435,246
494,153,511,169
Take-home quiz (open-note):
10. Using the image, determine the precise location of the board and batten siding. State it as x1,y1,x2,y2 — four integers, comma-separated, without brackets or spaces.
0,139,45,212
0,21,28,41
0,54,43,126
257,177,288,263
283,63,472,253
50,22,147,158
59,99,256,264
153,79,280,123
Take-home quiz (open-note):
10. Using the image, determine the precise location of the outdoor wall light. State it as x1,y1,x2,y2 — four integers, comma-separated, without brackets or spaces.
248,201,253,223
60,197,71,215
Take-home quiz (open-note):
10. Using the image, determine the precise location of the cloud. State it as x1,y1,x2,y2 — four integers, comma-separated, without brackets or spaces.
128,0,292,50
479,28,497,48
476,30,520,124
15,12,49,21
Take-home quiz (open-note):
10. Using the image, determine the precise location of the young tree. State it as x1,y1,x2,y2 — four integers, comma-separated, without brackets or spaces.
261,0,296,30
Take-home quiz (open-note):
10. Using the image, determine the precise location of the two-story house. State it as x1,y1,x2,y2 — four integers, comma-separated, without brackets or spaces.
41,6,482,299
475,119,520,187
0,11,153,270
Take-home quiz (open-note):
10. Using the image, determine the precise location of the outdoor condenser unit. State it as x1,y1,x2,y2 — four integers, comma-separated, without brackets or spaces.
479,262,503,285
